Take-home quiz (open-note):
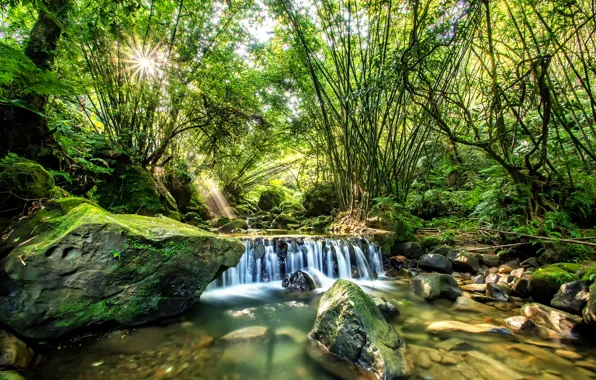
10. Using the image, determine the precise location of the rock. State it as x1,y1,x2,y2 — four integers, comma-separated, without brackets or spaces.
510,268,524,278
0,330,35,369
511,278,530,298
308,280,412,379
271,213,299,229
391,242,424,259
485,273,501,284
372,297,400,320
504,316,534,331
418,254,453,273
452,296,495,313
460,284,486,293
521,303,583,339
555,349,582,360
498,265,513,274
486,283,510,302
480,254,501,268
0,372,26,380
529,264,580,304
410,273,461,300
471,274,484,284
429,245,458,258
303,184,338,216
487,267,499,274
434,338,475,352
551,280,589,315
275,327,306,344
521,257,539,269
220,326,268,342
427,321,512,336
583,283,596,324
0,202,244,339
452,252,480,274
258,189,284,211
253,241,266,260
282,270,317,292
218,219,249,233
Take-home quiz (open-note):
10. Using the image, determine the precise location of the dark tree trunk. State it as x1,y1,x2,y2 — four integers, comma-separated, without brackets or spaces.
0,0,69,158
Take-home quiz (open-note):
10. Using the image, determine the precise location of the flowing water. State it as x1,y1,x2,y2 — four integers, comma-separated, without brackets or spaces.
32,236,596,380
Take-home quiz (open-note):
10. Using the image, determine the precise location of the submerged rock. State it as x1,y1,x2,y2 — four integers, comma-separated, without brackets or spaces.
0,330,36,369
427,321,512,336
219,326,269,342
282,270,317,292
486,283,511,302
308,280,412,379
521,302,583,339
452,296,495,314
418,254,453,273
410,273,461,300
0,202,244,339
372,297,400,320
505,316,534,332
551,280,589,315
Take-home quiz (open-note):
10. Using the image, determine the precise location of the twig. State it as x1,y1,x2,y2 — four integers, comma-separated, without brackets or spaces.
479,228,596,248
464,242,530,251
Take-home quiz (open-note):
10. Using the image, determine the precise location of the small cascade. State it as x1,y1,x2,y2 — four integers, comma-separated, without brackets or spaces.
209,236,386,289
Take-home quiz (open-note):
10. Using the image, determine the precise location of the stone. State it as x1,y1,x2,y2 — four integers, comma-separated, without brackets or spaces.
452,252,480,274
372,297,400,320
498,265,513,274
218,219,249,233
0,202,244,339
271,213,299,229
521,303,583,339
418,254,453,273
308,280,412,379
583,283,596,324
521,257,539,269
452,296,495,314
410,273,461,300
428,245,458,257
391,242,424,259
220,326,268,342
551,280,589,315
529,264,580,304
460,284,486,292
434,338,475,352
480,254,501,268
471,274,484,284
0,372,26,380
486,283,510,302
485,273,501,284
504,316,534,331
511,268,524,278
282,270,317,292
511,278,530,298
427,321,512,336
0,330,35,369
487,267,499,274
275,327,306,344
555,349,582,360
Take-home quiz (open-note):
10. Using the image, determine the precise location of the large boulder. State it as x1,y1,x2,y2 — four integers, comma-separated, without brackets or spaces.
410,273,461,300
271,213,299,229
521,303,583,339
257,189,285,212
391,242,424,259
452,252,480,273
282,270,317,291
217,219,249,233
303,184,338,216
0,203,244,339
308,280,412,379
551,280,589,315
0,330,36,369
418,254,452,273
583,283,596,324
529,264,580,304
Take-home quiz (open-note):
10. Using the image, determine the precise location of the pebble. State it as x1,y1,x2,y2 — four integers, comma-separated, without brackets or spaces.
575,360,596,371
555,349,581,360
429,350,442,363
441,353,458,365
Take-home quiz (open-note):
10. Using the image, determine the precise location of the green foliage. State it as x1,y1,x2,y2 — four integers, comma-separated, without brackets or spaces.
257,187,286,211
369,197,423,241
303,183,338,216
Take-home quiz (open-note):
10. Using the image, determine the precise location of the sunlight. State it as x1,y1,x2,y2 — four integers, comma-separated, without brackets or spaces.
128,46,162,80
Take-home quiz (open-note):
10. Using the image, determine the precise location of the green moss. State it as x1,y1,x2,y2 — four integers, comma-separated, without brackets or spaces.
0,155,61,208
533,264,580,286
46,196,98,213
581,266,596,284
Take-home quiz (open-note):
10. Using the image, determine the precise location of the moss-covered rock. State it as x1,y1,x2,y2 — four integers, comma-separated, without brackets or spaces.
583,283,596,324
257,189,285,212
218,219,249,233
581,265,596,284
271,213,298,229
530,264,580,304
303,184,338,216
0,203,244,339
308,280,412,379
365,200,421,242
410,273,462,300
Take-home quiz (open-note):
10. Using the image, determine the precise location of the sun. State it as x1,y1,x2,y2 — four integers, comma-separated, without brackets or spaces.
128,46,162,80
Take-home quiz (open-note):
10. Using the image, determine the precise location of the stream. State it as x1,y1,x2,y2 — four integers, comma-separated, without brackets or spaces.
31,236,596,380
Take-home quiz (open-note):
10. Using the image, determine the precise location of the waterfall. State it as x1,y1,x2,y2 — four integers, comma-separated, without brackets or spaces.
209,237,385,289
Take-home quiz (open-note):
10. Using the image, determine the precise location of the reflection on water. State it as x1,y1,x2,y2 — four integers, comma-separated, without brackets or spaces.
34,277,596,380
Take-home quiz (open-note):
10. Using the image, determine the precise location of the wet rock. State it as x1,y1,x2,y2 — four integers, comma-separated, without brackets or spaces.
0,330,35,369
511,278,530,298
551,280,589,315
471,274,484,284
460,284,486,293
391,242,424,259
434,338,475,352
485,273,501,284
253,241,266,260
452,296,495,314
410,273,461,300
521,302,583,339
486,283,510,302
521,257,539,269
583,283,596,324
452,252,480,274
418,254,453,274
275,327,306,344
529,264,580,304
219,326,269,342
427,321,512,336
511,268,524,278
308,280,412,379
218,218,249,233
480,254,501,268
372,297,400,320
388,255,408,269
498,265,513,274
271,213,299,229
504,316,534,332
555,349,582,360
282,270,317,292
428,246,458,257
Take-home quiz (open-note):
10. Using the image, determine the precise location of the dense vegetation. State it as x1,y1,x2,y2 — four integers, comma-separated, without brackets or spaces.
1,0,595,256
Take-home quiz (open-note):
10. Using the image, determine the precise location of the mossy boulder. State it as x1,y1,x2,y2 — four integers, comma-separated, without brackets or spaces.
365,201,421,242
303,184,338,216
218,219,249,233
581,265,596,284
410,273,462,300
272,213,298,229
0,203,244,339
530,264,580,304
257,189,285,212
308,280,412,379
583,283,596,324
